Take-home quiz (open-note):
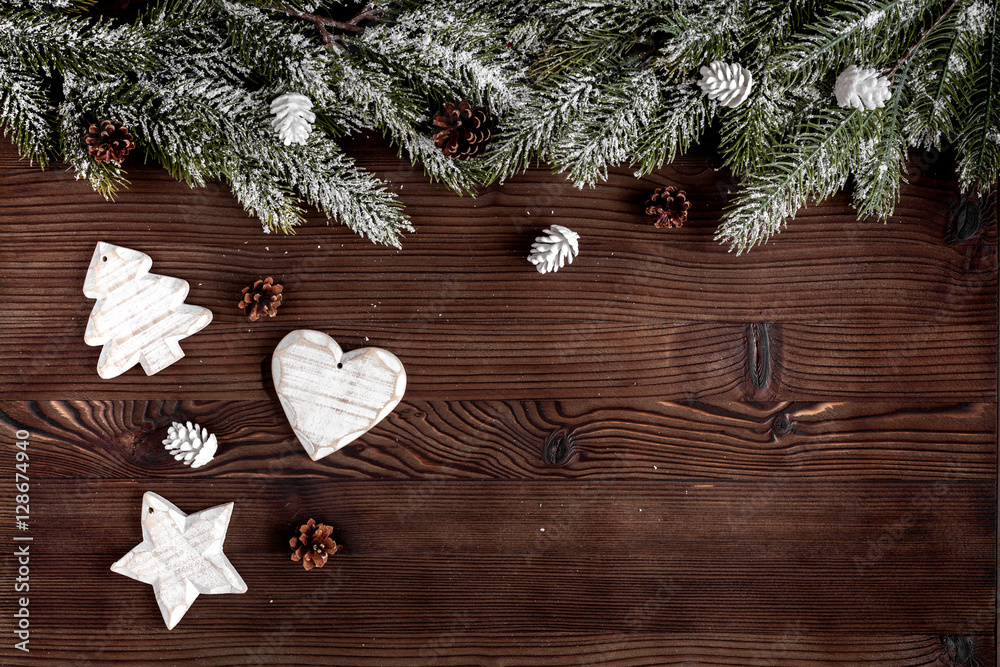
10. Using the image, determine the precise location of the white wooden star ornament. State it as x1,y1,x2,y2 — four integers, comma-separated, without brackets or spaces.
111,492,247,629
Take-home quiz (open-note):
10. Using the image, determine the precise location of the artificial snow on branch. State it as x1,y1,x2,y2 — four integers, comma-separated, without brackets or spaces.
509,0,998,252
0,0,996,250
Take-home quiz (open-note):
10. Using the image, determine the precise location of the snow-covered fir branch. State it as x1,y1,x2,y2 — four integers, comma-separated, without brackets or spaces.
953,0,999,193
0,66,53,166
852,61,911,220
716,108,879,252
0,0,995,249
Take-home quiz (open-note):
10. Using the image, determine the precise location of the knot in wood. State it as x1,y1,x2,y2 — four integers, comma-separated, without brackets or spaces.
542,429,575,467
947,199,983,245
941,635,977,664
747,323,772,390
772,413,793,436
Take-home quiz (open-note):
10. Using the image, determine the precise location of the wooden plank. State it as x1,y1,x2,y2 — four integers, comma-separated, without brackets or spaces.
0,323,749,400
0,400,994,482
1,321,994,400
1,130,995,667
0,138,996,330
772,322,999,399
0,480,994,635
3,632,993,667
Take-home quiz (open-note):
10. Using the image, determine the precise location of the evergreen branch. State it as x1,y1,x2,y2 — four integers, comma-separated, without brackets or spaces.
3,0,95,10
351,6,531,191
631,85,710,177
268,4,383,46
355,6,527,113
530,30,639,83
652,1,750,73
333,52,480,193
261,140,410,245
717,108,876,252
483,74,602,183
57,93,129,199
0,8,155,77
886,0,960,79
718,77,799,177
774,0,936,86
0,66,55,166
551,67,659,186
57,8,410,242
902,1,985,148
853,61,910,220
745,0,822,59
956,0,999,192
220,1,339,98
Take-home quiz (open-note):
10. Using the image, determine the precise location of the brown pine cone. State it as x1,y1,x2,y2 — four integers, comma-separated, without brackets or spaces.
238,276,283,321
290,519,341,571
645,186,691,228
84,119,134,164
431,99,494,160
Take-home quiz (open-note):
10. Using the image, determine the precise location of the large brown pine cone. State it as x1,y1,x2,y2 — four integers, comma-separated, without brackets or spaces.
431,100,494,160
84,119,134,164
645,186,691,228
290,519,341,571
238,276,283,321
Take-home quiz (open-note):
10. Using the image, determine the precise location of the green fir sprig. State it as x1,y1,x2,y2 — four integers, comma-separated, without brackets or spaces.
0,0,996,249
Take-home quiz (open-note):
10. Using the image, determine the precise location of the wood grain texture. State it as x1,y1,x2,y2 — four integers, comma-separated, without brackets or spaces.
4,632,994,667
4,138,992,326
1,138,996,401
0,400,995,482
0,131,995,665
1,321,995,400
1,480,994,630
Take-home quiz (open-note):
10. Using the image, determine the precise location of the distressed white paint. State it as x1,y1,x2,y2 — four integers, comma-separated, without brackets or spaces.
272,330,406,460
84,242,212,378
111,492,247,630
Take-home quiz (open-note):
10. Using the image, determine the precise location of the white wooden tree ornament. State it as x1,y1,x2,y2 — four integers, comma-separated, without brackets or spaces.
272,330,406,461
110,492,247,630
83,242,213,378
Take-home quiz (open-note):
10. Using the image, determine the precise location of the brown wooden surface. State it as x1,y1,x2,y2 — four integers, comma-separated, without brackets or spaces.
0,135,996,666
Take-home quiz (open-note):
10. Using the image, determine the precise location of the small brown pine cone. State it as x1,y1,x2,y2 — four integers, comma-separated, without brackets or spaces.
289,519,342,571
84,119,134,164
431,99,494,160
238,276,283,321
645,186,691,228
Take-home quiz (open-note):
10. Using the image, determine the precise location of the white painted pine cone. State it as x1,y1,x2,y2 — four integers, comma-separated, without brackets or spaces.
163,421,218,469
270,93,316,146
528,225,579,274
835,65,891,110
697,61,753,108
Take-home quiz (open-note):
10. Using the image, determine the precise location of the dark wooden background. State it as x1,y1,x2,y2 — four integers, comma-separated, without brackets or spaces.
0,133,995,666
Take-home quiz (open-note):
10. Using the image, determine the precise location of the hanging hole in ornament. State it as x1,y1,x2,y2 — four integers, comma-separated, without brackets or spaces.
337,363,343,369
149,507,154,513
102,256,108,262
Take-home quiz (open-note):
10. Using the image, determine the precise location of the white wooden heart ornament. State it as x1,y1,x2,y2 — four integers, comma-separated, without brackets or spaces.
272,330,406,460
